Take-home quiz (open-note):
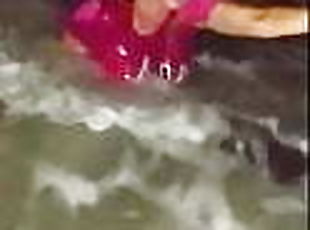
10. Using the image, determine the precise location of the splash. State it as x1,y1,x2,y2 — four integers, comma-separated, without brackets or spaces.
62,0,212,83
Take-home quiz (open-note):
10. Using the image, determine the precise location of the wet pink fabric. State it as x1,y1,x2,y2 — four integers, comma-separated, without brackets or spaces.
63,0,216,82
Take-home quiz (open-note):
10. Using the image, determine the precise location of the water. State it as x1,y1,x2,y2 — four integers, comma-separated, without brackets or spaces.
0,49,306,230
0,1,307,229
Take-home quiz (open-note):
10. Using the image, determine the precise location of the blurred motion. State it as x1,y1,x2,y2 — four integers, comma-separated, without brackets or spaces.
0,0,308,230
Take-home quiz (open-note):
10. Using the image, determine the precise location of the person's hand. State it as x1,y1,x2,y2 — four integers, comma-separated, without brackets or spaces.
133,0,308,37
133,0,185,35
133,0,217,34
205,2,308,38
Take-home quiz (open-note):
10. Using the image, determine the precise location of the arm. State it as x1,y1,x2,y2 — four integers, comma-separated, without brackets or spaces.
205,2,308,38
133,0,308,37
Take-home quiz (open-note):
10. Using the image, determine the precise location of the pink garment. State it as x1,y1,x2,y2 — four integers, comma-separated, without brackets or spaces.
63,0,217,83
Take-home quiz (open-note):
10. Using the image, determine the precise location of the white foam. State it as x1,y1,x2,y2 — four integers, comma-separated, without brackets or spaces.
154,181,246,230
35,164,99,210
1,37,304,230
0,59,229,154
0,62,21,75
261,196,305,215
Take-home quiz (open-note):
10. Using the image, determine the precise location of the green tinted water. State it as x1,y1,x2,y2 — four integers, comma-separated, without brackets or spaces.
0,116,305,230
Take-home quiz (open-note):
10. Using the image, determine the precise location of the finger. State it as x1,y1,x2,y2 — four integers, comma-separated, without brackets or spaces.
204,2,308,37
133,0,171,35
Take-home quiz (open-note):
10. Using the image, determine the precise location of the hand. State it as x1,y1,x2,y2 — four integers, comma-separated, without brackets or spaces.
205,2,308,38
133,0,308,37
133,0,185,35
